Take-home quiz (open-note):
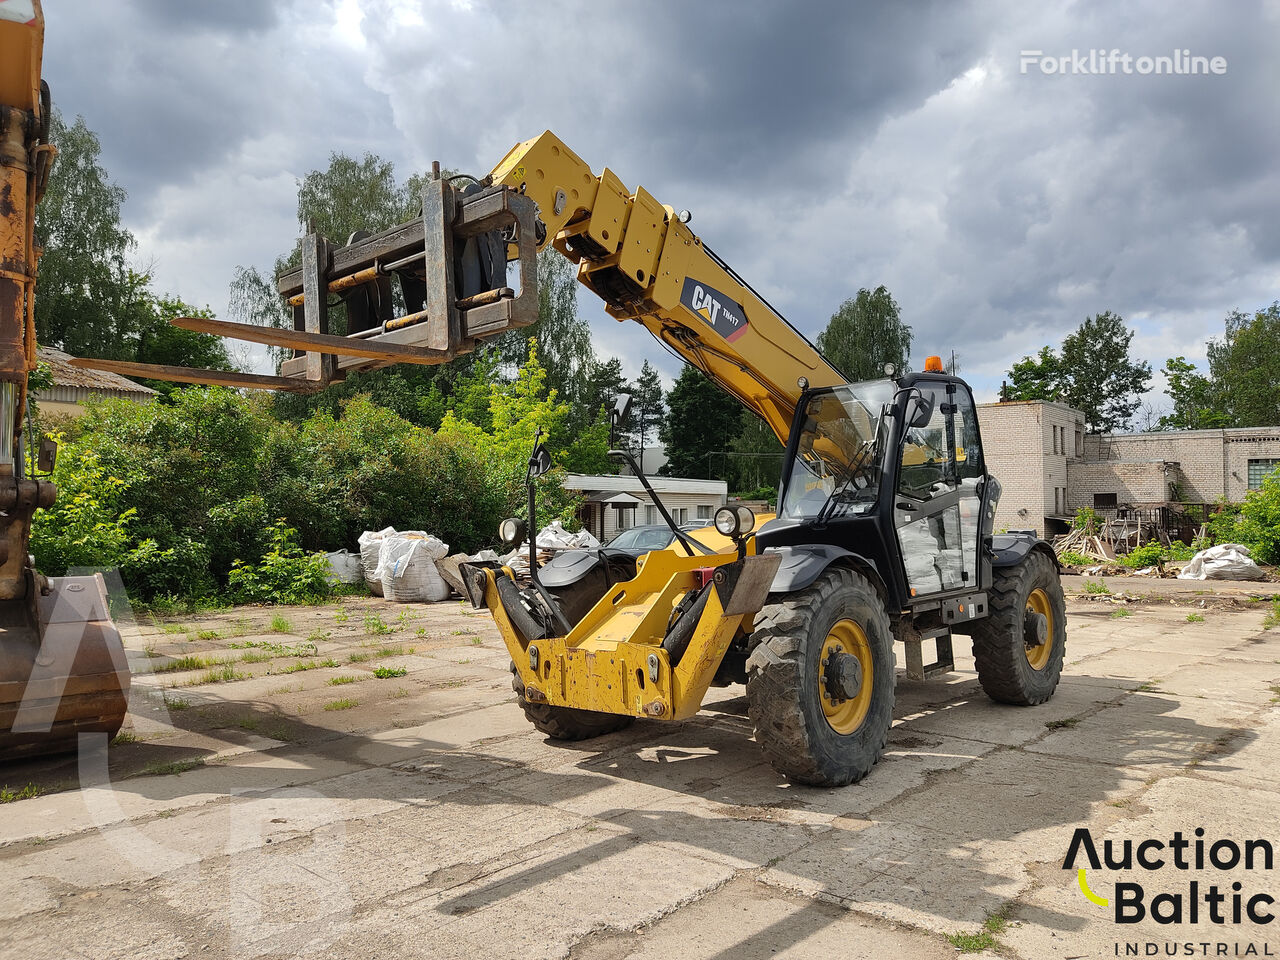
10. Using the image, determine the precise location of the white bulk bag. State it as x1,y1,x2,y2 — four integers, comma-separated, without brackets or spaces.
376,531,451,602
324,549,363,585
1177,544,1267,582
358,527,396,596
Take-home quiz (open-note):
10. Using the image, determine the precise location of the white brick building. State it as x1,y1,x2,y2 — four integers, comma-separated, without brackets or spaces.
977,400,1085,537
977,399,1280,537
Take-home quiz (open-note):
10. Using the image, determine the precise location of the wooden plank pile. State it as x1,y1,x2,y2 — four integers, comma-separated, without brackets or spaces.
1051,526,1117,562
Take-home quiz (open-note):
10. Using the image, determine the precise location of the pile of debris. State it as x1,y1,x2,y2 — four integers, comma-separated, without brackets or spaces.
1051,525,1117,563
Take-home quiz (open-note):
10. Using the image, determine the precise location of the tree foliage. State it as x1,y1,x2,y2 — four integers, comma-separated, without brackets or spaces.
34,112,233,380
816,286,911,381
628,360,665,465
1156,356,1226,430
659,364,744,479
1058,312,1152,432
1004,346,1062,401
1004,313,1150,432
1206,303,1280,428
34,112,135,358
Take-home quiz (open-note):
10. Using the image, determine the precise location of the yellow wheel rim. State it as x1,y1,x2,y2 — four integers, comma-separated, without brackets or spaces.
819,619,873,735
1025,587,1054,670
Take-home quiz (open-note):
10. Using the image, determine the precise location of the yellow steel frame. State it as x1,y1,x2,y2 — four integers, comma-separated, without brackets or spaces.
483,537,763,721
488,132,843,444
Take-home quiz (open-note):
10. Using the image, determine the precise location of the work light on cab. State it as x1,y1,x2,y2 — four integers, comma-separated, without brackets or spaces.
714,504,756,538
498,517,527,550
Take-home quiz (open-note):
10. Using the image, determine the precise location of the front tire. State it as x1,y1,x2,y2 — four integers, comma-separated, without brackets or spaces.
510,662,634,740
970,550,1066,705
746,568,895,786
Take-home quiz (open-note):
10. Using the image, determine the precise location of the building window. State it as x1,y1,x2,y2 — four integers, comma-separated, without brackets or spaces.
644,505,656,524
1093,493,1118,508
1248,459,1280,490
1075,429,1083,458
696,505,712,520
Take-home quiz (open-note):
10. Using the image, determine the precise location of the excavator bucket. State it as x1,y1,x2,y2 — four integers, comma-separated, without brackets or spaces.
0,573,129,761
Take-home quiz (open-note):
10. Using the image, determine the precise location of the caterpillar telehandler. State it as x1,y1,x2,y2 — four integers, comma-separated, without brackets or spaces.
45,67,1064,783
0,0,128,760
80,127,1068,787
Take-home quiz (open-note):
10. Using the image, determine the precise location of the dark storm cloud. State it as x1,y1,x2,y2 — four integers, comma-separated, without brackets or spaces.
129,0,281,34
29,0,1280,411
40,0,389,216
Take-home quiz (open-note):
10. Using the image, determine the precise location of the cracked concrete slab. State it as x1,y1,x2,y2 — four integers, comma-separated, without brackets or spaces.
0,596,1274,958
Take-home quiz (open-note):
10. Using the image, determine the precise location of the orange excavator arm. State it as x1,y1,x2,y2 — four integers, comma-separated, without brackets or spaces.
0,0,129,761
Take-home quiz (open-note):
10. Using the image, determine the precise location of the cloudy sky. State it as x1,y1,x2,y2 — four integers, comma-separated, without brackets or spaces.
40,0,1280,409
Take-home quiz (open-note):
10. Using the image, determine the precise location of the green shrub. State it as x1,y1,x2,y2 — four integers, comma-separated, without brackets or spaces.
30,445,136,575
1229,470,1280,565
1072,507,1100,532
122,536,214,599
1057,551,1093,566
226,522,331,605
1121,542,1167,568
31,343,593,604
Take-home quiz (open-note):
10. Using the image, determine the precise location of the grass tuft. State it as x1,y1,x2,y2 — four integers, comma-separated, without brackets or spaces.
327,675,361,686
1083,578,1112,595
1263,597,1280,630
946,931,997,953
0,782,42,803
364,613,393,636
270,614,293,634
156,654,216,673
324,698,358,711
1110,608,1132,619
143,757,205,777
197,664,247,684
373,665,408,679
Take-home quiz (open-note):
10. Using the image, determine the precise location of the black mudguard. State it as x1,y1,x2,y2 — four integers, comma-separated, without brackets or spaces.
766,544,885,595
989,532,1059,569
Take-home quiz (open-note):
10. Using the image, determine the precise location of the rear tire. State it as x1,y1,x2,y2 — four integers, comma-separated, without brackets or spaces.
510,662,634,740
746,568,895,786
971,551,1066,705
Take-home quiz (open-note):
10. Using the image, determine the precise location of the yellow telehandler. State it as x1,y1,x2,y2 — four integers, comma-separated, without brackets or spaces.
74,127,1067,786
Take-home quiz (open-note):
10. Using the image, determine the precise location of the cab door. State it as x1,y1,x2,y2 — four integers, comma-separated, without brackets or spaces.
892,380,985,599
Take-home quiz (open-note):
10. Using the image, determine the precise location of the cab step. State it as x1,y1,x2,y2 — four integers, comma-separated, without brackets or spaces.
904,626,954,680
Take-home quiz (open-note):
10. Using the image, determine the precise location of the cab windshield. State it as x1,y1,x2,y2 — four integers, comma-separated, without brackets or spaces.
779,381,894,520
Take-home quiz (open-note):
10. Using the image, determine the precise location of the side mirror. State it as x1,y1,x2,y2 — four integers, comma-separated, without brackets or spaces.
905,394,935,429
37,435,57,474
611,393,633,428
527,443,552,480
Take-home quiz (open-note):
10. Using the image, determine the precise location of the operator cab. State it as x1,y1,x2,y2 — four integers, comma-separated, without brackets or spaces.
761,368,993,614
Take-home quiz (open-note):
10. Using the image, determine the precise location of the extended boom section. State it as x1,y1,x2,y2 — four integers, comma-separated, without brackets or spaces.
487,132,844,442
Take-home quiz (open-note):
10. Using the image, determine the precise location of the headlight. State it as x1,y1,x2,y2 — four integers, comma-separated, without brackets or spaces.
714,505,756,538
498,517,527,547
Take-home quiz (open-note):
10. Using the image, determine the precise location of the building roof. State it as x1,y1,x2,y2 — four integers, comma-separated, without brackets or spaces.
585,491,645,506
563,473,728,497
34,347,158,398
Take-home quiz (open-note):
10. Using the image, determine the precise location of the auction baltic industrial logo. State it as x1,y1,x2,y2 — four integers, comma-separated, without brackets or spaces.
1064,827,1276,955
